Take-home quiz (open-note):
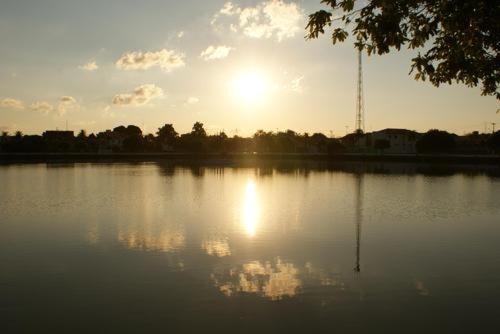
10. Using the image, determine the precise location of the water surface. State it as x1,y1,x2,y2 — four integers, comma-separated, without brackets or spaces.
1,163,499,333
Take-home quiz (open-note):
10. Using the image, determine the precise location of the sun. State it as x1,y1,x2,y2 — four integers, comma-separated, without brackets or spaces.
233,70,270,103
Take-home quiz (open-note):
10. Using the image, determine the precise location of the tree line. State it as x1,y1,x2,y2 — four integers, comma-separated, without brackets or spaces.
1,123,499,154
0,122,344,154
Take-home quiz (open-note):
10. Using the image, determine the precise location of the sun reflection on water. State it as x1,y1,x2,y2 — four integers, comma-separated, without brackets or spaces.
243,180,259,237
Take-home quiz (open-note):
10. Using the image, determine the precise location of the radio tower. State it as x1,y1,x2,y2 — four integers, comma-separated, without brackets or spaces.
355,50,365,134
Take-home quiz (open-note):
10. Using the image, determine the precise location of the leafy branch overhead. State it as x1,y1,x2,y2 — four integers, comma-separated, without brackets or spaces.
306,0,500,99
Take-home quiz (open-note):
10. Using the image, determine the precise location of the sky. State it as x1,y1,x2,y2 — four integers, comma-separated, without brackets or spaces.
0,0,498,137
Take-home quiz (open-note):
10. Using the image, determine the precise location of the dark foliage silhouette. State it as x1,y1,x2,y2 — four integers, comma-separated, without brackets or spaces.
307,0,500,99
1,123,498,155
416,129,456,153
488,131,500,153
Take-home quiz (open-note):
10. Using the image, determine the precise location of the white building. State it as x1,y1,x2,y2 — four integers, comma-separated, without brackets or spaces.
369,128,420,154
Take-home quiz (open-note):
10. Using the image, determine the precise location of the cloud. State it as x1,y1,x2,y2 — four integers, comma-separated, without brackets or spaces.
177,31,185,38
0,98,25,110
60,96,76,103
186,97,200,104
115,49,185,72
212,0,303,41
200,45,233,61
79,61,98,71
30,101,54,114
220,2,241,16
57,96,79,115
101,105,116,118
0,125,12,133
290,76,304,93
112,84,164,107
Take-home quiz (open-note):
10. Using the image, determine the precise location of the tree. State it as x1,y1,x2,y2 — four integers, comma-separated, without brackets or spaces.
77,129,87,139
125,125,142,137
75,130,88,152
488,131,500,153
157,124,178,143
416,129,456,153
191,122,207,137
306,0,500,99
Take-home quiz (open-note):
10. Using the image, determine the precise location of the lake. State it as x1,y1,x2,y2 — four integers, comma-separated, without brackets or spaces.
1,162,499,333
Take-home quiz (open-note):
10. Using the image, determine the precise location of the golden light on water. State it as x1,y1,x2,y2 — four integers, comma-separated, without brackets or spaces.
243,180,259,237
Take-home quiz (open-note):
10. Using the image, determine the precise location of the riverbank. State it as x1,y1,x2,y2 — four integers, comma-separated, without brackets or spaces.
1,152,499,165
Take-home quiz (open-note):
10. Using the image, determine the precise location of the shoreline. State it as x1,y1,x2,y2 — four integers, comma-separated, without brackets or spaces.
1,152,499,165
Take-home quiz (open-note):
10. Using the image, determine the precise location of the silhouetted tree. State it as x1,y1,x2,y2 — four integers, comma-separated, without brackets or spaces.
143,134,157,152
207,132,229,153
118,125,143,152
157,124,178,142
310,133,329,153
75,130,88,152
327,138,345,154
156,124,178,152
416,130,456,153
307,1,500,98
77,130,87,139
191,122,207,137
488,131,500,153
178,122,207,152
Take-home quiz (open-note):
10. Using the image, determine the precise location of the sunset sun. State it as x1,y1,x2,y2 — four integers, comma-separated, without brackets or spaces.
233,70,270,103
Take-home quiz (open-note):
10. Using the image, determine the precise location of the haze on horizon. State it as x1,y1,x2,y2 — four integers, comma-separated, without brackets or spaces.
0,0,498,137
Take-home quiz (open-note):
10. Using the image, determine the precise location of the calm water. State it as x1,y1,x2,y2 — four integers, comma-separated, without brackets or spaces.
1,163,499,333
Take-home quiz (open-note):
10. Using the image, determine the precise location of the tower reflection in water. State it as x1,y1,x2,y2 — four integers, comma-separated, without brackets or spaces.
354,173,363,273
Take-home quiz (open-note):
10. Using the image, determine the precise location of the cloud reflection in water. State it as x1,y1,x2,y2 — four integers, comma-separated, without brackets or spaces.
211,258,301,300
202,238,231,257
117,227,185,252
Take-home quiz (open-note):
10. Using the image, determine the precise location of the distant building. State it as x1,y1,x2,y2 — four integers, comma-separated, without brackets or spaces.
370,128,420,154
342,128,420,154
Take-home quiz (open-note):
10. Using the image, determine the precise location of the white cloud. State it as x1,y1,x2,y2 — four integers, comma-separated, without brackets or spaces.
177,31,185,38
30,101,54,114
79,61,98,71
115,49,185,72
212,0,303,41
220,2,241,16
200,45,233,61
112,84,164,107
0,98,25,110
290,76,304,93
186,97,200,104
